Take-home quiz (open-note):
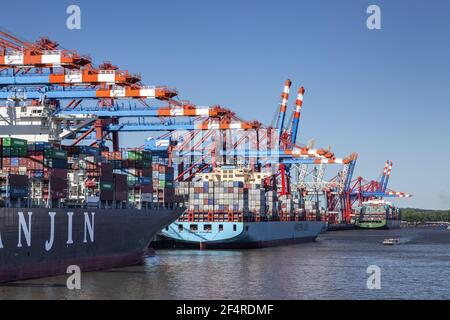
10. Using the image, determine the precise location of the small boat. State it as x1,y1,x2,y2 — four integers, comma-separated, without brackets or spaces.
383,238,400,245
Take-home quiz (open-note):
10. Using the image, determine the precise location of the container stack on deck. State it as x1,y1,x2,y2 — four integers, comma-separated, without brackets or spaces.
174,167,323,223
152,163,175,204
0,137,179,209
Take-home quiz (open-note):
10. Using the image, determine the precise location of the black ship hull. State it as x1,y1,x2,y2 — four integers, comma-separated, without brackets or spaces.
0,207,184,283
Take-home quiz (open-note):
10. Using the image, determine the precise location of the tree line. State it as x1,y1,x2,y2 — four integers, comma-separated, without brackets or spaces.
401,208,450,222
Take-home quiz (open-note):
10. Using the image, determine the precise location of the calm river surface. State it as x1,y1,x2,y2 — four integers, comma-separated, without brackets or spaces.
1,228,449,300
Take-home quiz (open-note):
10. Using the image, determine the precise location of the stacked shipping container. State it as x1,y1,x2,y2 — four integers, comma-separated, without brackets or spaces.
122,150,153,204
0,138,179,208
176,180,279,221
175,167,323,222
153,163,175,203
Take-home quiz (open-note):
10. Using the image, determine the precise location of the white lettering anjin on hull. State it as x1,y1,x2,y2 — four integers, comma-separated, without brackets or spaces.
18,212,32,247
67,212,74,244
45,212,56,251
83,212,95,243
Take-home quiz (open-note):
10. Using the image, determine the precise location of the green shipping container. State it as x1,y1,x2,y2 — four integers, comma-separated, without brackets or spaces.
127,151,142,160
44,149,68,160
14,148,27,157
127,176,138,186
100,182,114,191
2,137,27,148
159,181,174,188
142,160,152,168
142,151,152,160
2,146,27,157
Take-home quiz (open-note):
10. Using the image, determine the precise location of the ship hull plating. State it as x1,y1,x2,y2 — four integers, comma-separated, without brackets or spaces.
357,219,401,229
0,207,183,283
161,220,325,249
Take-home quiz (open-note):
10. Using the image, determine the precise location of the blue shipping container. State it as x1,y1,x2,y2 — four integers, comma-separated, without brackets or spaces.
8,186,28,197
140,177,151,185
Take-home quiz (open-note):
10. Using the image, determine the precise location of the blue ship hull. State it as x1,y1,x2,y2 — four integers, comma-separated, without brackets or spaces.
161,221,325,249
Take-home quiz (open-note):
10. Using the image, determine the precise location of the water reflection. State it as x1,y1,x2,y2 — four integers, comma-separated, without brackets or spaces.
0,228,449,299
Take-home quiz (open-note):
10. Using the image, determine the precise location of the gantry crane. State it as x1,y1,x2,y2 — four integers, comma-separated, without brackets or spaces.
0,31,410,226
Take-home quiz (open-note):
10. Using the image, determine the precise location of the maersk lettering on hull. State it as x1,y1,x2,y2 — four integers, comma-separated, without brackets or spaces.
0,207,184,283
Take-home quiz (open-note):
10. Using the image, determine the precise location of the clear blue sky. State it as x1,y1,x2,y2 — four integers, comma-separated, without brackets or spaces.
2,0,450,209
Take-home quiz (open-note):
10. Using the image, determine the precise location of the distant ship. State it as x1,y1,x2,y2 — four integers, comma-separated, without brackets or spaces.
356,200,401,229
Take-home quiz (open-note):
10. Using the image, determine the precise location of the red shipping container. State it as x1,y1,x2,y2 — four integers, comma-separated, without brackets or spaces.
50,189,67,200
100,163,113,181
50,168,68,179
7,167,20,174
100,190,114,201
19,158,28,166
101,151,109,159
50,177,67,190
141,184,152,193
123,159,137,168
142,168,152,176
113,174,128,192
115,191,128,201
162,188,175,202
9,174,28,186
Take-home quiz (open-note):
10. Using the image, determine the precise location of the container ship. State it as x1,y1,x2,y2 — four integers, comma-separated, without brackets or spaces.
355,200,401,229
161,166,325,249
0,29,191,283
0,137,184,283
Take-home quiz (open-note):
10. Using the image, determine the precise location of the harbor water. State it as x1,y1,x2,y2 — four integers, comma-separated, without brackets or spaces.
1,228,449,300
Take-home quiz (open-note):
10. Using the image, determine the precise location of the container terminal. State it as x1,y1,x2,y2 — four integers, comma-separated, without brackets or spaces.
0,29,411,281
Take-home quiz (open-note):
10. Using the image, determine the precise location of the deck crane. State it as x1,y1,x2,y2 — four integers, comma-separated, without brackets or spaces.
275,79,292,149
340,153,358,223
0,31,91,72
378,161,389,192
2,63,351,169
0,86,177,101
381,161,393,192
0,31,175,110
0,64,142,87
273,79,294,195
331,160,411,223
0,33,211,148
151,104,350,184
351,161,410,200
290,86,305,145
275,79,291,143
